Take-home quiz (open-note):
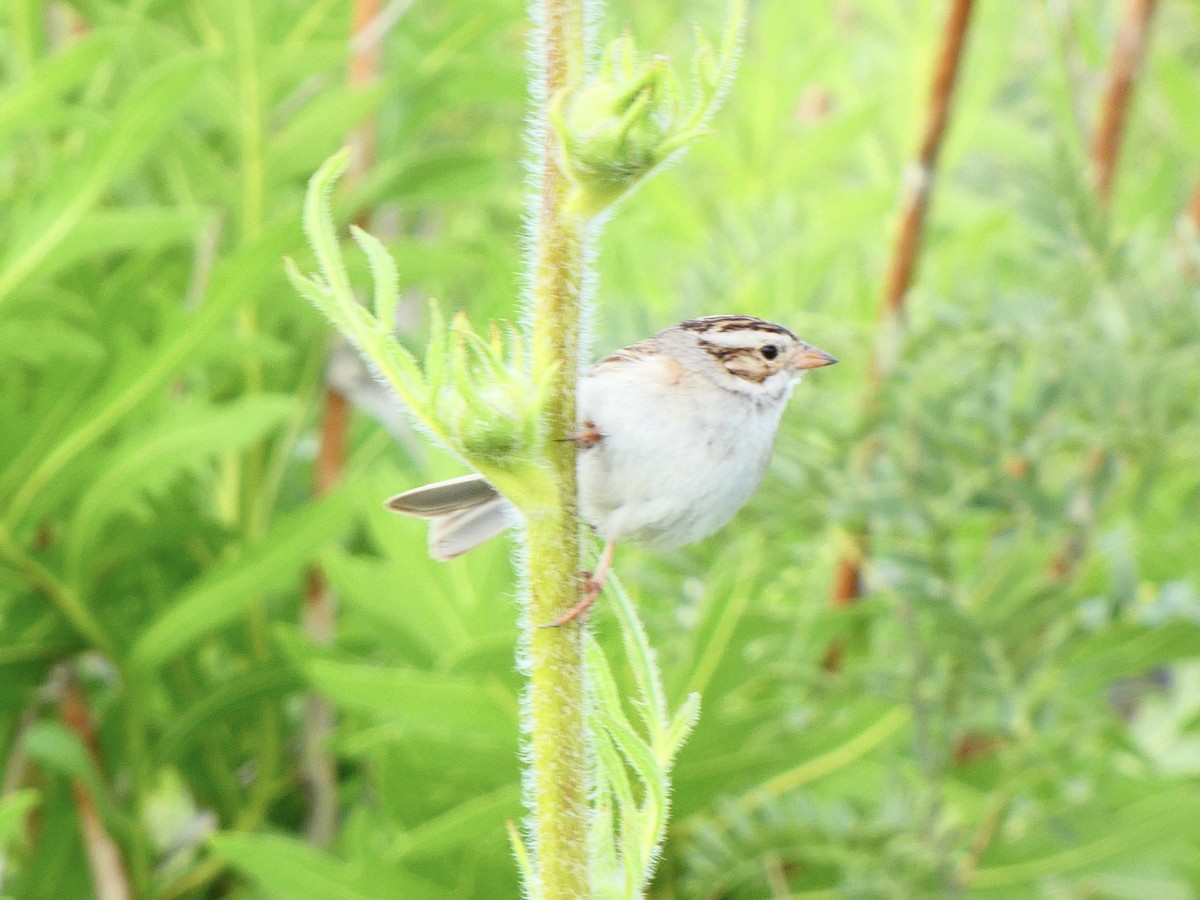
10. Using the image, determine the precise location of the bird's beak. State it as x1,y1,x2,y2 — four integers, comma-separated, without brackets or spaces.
790,344,838,370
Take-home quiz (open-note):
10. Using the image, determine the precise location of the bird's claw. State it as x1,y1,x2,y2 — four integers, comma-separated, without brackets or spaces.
558,420,603,450
537,569,602,629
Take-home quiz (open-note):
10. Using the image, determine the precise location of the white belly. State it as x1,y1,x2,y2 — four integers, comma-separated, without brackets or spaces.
576,355,788,549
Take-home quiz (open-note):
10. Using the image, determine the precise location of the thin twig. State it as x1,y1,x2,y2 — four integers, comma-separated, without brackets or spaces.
828,0,975,620
1089,0,1158,209
879,0,975,318
299,0,387,848
1176,166,1200,278
1044,0,1159,576
957,8,1160,873
1189,168,1200,233
1182,166,1200,277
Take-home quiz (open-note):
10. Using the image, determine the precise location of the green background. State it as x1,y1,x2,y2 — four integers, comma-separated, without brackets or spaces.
1,1,1198,897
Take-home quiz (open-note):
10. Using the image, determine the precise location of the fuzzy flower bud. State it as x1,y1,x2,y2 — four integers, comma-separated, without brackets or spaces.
551,1,745,219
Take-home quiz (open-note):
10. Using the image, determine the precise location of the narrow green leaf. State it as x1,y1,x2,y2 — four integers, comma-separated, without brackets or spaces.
0,55,208,308
158,665,302,759
743,706,910,805
506,819,534,890
68,395,294,579
0,31,119,141
664,692,701,763
305,659,517,739
0,789,39,848
594,708,662,796
2,222,299,531
0,319,104,368
391,784,520,859
301,149,355,304
129,490,355,669
590,721,637,825
267,85,386,182
607,572,668,740
40,206,207,278
589,778,622,900
349,225,399,329
209,832,438,900
285,257,351,332
583,634,625,723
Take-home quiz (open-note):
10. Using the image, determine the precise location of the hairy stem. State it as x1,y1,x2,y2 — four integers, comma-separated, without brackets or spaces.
525,0,590,896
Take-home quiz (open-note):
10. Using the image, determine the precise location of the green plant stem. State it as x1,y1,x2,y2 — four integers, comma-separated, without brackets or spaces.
525,0,590,896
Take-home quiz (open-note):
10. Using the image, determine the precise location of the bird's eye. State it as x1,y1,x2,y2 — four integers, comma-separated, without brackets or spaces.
760,344,779,360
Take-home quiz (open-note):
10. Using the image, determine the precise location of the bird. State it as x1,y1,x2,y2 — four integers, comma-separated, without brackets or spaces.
386,315,836,625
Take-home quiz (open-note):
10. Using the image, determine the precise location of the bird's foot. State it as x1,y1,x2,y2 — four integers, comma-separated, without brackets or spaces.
537,570,603,629
558,420,603,450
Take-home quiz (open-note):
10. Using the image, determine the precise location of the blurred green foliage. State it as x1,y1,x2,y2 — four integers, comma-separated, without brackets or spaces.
1,1,1198,898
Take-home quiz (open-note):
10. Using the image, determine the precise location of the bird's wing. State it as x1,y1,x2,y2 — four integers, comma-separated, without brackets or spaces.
385,473,500,518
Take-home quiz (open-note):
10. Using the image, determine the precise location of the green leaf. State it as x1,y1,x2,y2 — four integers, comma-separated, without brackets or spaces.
302,150,356,307
305,659,517,740
67,395,295,579
350,225,399,328
591,724,637,827
0,319,104,368
129,489,356,669
37,206,209,282
0,31,119,143
267,85,386,183
665,692,702,762
318,551,461,657
506,819,534,891
0,54,208,308
209,832,439,900
0,789,39,849
391,783,521,859
158,665,302,760
607,572,668,740
1,222,300,531
594,708,661,797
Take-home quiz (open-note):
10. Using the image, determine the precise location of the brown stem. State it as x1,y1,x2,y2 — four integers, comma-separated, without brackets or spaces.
59,674,131,900
1189,167,1200,232
828,0,976,622
299,390,348,848
347,0,383,182
1089,0,1157,208
1182,166,1200,278
880,0,975,318
1047,0,1158,573
299,0,383,847
937,4,1159,787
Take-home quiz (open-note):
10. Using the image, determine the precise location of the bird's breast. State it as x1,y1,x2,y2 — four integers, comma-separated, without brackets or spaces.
575,360,785,548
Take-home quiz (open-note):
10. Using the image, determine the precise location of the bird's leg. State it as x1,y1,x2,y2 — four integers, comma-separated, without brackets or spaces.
556,419,603,449
539,539,616,629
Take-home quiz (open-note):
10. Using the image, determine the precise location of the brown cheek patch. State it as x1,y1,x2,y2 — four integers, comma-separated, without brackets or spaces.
721,352,770,383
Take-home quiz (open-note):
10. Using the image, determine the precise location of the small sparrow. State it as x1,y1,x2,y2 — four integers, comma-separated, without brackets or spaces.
387,315,836,625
